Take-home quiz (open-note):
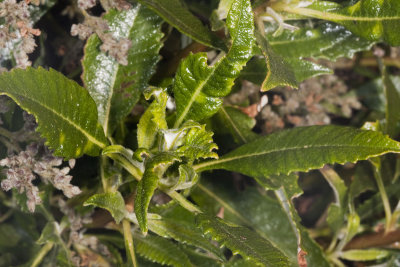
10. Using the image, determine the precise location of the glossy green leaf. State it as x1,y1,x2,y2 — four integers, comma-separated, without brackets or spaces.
268,22,374,61
280,0,400,46
383,71,400,138
197,214,291,266
82,5,163,136
136,0,226,50
147,217,223,259
84,192,126,224
137,88,168,149
135,152,181,233
134,233,192,267
255,31,297,91
339,249,390,261
194,125,400,177
212,106,259,145
0,67,108,158
173,0,254,127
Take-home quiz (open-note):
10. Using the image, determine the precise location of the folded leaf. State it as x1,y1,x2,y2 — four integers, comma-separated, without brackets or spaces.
280,0,400,46
82,5,163,136
194,125,400,178
135,152,181,233
134,233,192,267
136,0,226,50
197,214,290,266
0,67,108,158
84,192,126,224
173,0,254,127
137,88,168,149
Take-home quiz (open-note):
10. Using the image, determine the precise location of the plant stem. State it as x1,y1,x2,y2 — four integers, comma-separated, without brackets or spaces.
166,191,202,213
108,154,143,181
122,219,138,267
372,165,392,232
31,242,54,267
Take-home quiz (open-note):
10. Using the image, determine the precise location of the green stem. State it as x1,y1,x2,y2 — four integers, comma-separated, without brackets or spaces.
373,165,392,232
123,219,138,267
166,191,202,213
31,242,54,267
107,153,143,181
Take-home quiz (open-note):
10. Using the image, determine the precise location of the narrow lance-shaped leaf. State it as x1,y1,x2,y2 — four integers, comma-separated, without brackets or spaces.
173,0,254,127
135,152,181,233
133,232,193,267
194,125,400,178
197,214,291,267
136,0,226,51
82,5,163,136
383,71,400,138
278,0,400,46
0,67,108,158
84,192,127,224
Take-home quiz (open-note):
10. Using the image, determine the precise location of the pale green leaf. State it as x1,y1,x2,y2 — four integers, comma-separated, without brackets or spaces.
197,214,291,267
135,152,181,233
268,22,374,61
194,125,400,178
134,233,192,267
36,222,61,245
147,217,224,260
136,0,226,50
137,88,168,149
212,106,259,145
280,0,400,46
84,192,126,224
82,5,163,136
173,0,254,127
0,67,108,158
339,249,390,261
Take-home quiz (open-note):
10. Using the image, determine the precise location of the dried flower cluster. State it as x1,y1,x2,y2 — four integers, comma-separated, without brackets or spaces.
70,3,131,65
0,0,41,68
0,144,80,212
57,199,110,267
260,75,362,133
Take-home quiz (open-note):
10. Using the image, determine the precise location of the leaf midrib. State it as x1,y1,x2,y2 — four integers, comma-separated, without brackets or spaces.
193,143,400,170
220,107,247,143
5,92,106,149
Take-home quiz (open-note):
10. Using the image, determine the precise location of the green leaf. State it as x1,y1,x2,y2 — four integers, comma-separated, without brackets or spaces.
268,22,374,61
147,217,223,260
383,71,400,138
137,88,168,149
134,233,192,267
82,5,163,136
136,0,226,50
212,106,259,145
339,249,390,261
197,214,290,266
176,123,218,162
173,0,254,127
36,221,62,245
281,0,400,46
0,224,20,248
0,67,108,158
194,125,400,178
135,152,181,233
84,192,126,224
255,31,297,91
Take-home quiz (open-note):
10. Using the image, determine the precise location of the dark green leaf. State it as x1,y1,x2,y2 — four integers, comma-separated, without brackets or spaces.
135,152,181,233
173,0,254,126
134,233,192,267
383,71,400,137
82,5,163,136
0,67,108,158
0,224,20,248
197,214,291,266
84,192,126,224
194,125,400,178
136,0,226,50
